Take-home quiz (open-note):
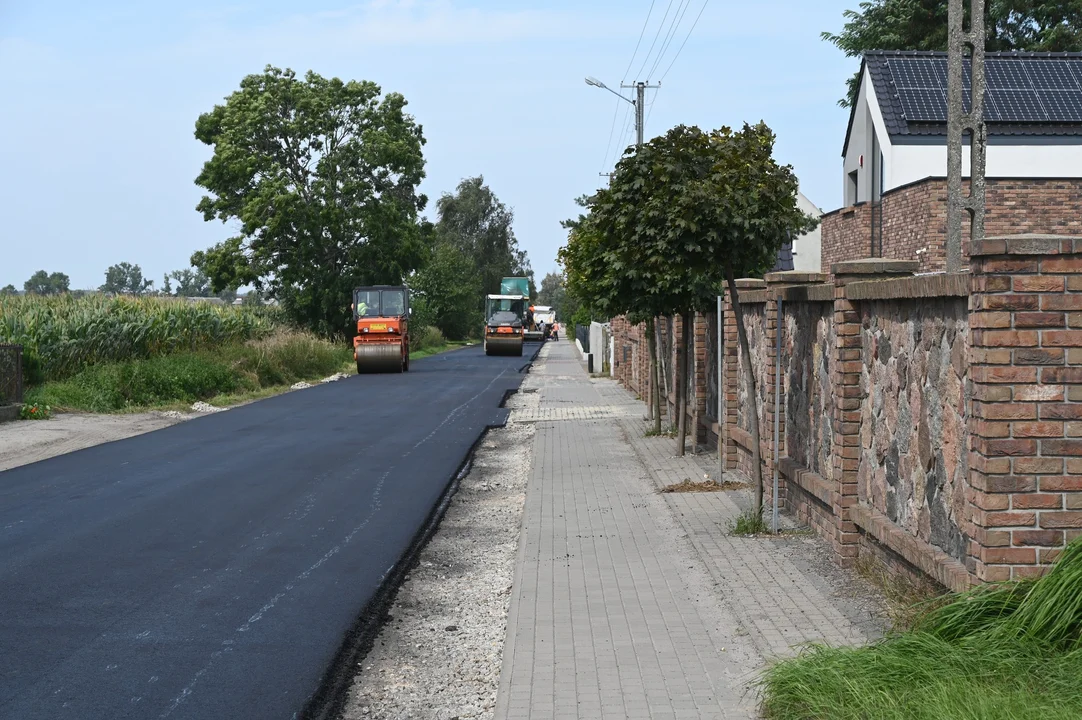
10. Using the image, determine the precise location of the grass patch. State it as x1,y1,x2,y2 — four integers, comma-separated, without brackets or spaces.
661,479,747,493
760,537,1082,720
26,330,351,413
644,427,677,438
730,508,770,535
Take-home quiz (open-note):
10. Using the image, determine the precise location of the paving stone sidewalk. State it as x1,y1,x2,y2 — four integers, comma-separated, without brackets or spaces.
494,339,884,720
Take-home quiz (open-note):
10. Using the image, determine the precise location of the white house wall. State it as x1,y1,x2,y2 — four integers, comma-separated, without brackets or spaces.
792,190,822,273
888,143,1082,190
843,66,894,205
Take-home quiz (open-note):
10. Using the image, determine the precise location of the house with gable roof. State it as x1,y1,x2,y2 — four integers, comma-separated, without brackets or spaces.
822,50,1082,274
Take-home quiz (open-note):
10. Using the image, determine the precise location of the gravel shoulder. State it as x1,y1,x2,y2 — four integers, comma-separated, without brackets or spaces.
342,389,537,720
0,412,186,472
0,372,356,473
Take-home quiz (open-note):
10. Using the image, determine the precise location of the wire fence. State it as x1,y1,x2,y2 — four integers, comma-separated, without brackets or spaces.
0,344,24,406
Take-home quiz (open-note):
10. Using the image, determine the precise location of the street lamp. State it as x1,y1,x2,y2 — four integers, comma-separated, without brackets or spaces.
584,76,657,147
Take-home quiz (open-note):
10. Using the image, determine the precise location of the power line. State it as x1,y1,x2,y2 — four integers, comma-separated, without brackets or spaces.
644,86,660,131
648,0,693,80
636,0,676,80
606,100,635,169
622,0,657,83
599,98,623,174
659,0,711,81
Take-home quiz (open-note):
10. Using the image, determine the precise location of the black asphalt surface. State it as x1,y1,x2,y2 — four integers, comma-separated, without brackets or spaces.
0,345,530,720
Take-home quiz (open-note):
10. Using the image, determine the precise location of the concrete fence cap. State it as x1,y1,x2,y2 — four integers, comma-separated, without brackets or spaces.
974,233,1082,257
831,258,918,276
734,278,767,289
764,271,828,285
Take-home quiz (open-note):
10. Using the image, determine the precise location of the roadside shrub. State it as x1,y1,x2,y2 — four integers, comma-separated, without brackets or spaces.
412,326,446,354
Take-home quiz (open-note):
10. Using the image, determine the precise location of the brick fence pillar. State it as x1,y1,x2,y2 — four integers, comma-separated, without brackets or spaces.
970,234,1082,581
830,259,917,565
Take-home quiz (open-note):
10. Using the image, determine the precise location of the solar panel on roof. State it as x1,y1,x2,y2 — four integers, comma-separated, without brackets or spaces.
987,89,1047,121
888,57,945,89
899,88,948,121
986,60,1032,89
1043,90,1082,121
884,54,1082,125
1023,60,1080,90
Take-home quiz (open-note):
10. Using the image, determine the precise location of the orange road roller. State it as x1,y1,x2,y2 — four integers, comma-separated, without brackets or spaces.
352,285,411,373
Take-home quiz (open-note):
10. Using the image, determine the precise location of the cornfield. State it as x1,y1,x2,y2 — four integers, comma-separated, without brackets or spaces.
0,294,280,382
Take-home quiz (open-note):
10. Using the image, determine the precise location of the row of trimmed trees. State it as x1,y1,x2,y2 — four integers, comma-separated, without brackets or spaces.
559,122,818,514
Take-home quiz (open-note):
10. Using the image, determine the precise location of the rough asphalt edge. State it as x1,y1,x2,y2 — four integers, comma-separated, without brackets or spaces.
303,353,537,720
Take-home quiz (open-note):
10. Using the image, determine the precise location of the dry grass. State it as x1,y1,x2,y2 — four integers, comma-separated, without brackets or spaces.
660,478,747,493
854,553,947,632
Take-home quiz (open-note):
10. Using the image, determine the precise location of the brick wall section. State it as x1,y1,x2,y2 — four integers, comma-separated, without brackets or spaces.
969,234,1082,581
857,296,970,564
822,178,1082,276
607,240,1082,588
820,204,873,282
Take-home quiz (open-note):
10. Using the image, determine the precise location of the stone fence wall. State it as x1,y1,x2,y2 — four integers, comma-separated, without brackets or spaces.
610,237,1082,590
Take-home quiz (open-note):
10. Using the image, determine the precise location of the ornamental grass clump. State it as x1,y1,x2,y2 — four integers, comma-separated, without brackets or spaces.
760,536,1082,720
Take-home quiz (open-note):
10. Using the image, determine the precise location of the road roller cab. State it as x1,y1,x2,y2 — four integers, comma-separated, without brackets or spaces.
352,285,411,373
483,294,525,357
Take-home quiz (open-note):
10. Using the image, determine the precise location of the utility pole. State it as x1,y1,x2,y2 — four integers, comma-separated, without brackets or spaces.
946,0,987,273
621,81,660,148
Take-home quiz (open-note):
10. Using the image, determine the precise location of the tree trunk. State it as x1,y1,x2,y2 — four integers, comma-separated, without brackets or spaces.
691,313,700,455
726,270,763,515
658,319,670,425
676,312,690,456
648,317,662,434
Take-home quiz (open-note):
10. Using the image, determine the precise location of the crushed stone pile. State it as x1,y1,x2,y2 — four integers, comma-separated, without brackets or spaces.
190,402,226,414
320,372,350,383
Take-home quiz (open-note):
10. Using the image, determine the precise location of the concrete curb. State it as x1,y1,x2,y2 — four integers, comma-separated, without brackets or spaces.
0,405,19,425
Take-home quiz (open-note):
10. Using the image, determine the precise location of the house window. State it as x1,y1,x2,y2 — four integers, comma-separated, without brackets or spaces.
848,170,859,206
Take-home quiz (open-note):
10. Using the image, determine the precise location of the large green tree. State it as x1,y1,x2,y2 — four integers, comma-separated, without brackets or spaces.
563,123,816,511
410,240,479,340
165,268,212,297
0,285,17,296
536,271,574,321
191,65,428,336
24,270,69,295
101,262,153,295
435,176,533,300
826,0,1082,106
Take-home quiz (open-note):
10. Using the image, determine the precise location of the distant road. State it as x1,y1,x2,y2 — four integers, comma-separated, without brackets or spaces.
0,346,529,719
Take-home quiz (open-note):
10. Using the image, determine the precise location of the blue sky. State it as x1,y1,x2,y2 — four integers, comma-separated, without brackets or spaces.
1,0,858,290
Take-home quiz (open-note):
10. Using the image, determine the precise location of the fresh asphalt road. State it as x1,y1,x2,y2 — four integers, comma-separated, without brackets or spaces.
0,345,531,720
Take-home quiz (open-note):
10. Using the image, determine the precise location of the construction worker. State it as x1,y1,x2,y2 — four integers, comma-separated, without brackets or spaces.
552,322,560,341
